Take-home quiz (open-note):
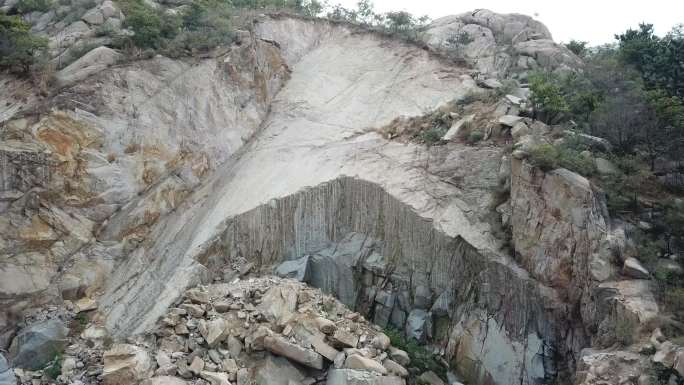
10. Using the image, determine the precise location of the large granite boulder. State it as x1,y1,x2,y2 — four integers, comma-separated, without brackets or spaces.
8,319,68,370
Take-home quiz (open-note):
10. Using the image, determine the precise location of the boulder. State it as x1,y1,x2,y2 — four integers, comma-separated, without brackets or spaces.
344,355,387,374
141,377,188,385
382,359,408,377
8,319,68,370
479,78,502,89
417,372,445,385
311,337,341,361
442,115,475,141
388,347,410,367
100,0,120,18
0,353,16,385
199,318,229,347
595,158,617,175
255,355,306,385
258,285,298,324
82,8,104,25
200,371,231,385
330,329,358,348
510,122,529,140
498,115,523,127
371,333,390,350
275,256,310,282
263,335,324,370
55,46,121,88
405,309,430,343
326,369,378,385
103,344,153,385
623,258,650,279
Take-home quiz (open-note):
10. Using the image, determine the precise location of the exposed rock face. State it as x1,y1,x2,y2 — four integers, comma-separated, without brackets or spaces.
0,8,667,385
422,9,582,77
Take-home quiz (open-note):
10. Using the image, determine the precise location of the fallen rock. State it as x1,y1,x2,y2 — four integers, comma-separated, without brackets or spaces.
258,285,298,324
382,359,408,377
315,317,336,334
200,371,231,385
479,78,502,89
199,318,229,347
388,347,409,367
442,115,475,141
141,377,188,385
623,257,650,279
0,353,16,385
255,355,306,385
188,357,204,375
185,288,210,304
331,329,358,348
417,371,445,385
81,8,104,25
263,335,324,370
498,115,523,127
371,333,390,350
275,256,310,282
75,297,97,312
311,337,341,361
9,319,68,370
103,344,153,385
344,355,387,374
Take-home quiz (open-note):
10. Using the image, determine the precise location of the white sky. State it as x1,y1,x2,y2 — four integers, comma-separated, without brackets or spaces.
333,0,683,45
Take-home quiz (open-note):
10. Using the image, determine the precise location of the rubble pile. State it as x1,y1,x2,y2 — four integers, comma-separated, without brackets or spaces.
5,277,454,385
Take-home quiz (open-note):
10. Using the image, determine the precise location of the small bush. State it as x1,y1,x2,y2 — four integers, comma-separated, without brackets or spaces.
466,130,483,144
15,0,53,13
0,12,48,74
527,143,596,176
418,126,446,145
44,353,62,379
384,327,446,380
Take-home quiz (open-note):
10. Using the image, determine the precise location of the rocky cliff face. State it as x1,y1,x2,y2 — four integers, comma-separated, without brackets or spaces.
0,6,672,385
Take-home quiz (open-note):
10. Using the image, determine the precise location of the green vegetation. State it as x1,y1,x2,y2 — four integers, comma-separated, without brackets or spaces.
0,11,48,74
466,130,483,144
44,353,63,380
384,327,446,380
527,23,684,333
15,0,53,13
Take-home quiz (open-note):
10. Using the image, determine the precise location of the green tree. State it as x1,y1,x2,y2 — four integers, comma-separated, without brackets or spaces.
565,40,588,57
0,12,48,74
528,71,569,124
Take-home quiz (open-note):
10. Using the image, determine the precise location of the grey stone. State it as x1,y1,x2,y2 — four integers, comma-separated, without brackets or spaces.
103,344,153,385
55,46,121,87
100,0,119,18
0,353,16,385
442,114,475,141
388,347,410,367
382,359,408,377
141,377,188,385
255,355,306,385
623,257,650,279
405,309,430,343
344,355,387,374
498,115,523,127
275,256,310,282
479,78,502,89
417,372,445,385
263,335,323,370
9,319,68,370
82,8,105,25
413,285,431,309
430,292,450,317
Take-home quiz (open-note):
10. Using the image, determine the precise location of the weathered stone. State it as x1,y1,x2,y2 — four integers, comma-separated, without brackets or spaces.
479,78,502,89
258,285,298,324
99,0,119,18
388,347,410,367
186,288,210,304
344,355,387,374
263,335,323,370
442,115,475,141
417,371,444,385
82,8,104,25
371,333,390,350
227,335,244,357
311,337,340,361
623,257,650,279
0,353,16,385
498,115,523,127
275,256,310,282
255,355,306,385
200,371,231,385
75,297,98,312
331,330,358,349
382,359,408,377
141,377,188,385
315,317,336,334
55,46,121,87
103,344,153,385
188,356,204,375
9,319,68,370
179,303,205,317
199,318,229,347
405,309,430,343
